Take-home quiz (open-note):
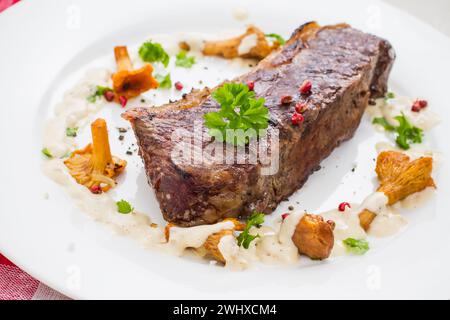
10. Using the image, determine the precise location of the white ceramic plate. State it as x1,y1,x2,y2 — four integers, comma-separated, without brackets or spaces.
1,0,450,299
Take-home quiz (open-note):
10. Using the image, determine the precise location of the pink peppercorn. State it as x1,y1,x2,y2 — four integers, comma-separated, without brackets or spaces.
291,112,305,125
338,202,351,212
175,81,183,91
103,90,115,102
411,99,428,112
90,185,102,194
299,80,312,95
119,95,127,107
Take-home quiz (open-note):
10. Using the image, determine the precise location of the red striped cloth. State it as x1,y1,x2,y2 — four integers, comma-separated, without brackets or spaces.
0,0,69,300
0,0,20,13
0,253,69,300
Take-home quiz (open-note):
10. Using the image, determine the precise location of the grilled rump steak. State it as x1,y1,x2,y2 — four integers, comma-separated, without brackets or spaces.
123,22,395,226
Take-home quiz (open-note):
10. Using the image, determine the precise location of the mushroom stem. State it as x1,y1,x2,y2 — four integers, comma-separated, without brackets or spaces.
359,210,376,231
114,46,133,72
91,118,112,173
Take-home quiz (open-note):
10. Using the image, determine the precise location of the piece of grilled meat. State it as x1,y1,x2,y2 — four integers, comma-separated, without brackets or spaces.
123,22,395,226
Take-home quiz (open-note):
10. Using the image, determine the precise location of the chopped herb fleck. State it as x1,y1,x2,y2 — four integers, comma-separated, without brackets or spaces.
385,92,395,101
175,50,196,68
116,199,134,214
66,127,78,137
41,148,53,158
343,238,369,255
155,73,172,89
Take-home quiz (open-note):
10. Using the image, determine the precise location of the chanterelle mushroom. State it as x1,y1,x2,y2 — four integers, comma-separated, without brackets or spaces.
292,214,335,260
64,118,127,193
202,25,280,60
359,151,435,231
112,46,158,99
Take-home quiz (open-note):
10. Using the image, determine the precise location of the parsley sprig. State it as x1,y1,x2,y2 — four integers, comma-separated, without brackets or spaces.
204,83,269,146
372,113,423,150
343,238,369,255
237,212,265,249
139,41,170,67
175,50,196,68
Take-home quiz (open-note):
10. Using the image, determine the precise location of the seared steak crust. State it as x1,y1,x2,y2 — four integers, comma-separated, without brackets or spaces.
123,22,395,226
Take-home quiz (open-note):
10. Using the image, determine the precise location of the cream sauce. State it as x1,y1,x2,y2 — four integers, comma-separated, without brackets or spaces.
167,221,234,255
321,208,366,256
367,96,440,132
43,68,111,158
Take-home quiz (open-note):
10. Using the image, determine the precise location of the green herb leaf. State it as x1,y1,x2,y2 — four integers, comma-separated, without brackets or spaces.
175,50,196,68
41,148,53,158
66,127,78,137
343,238,369,255
87,85,113,103
394,113,423,150
385,92,395,100
372,117,395,131
372,113,423,150
139,41,170,67
237,212,265,249
265,33,286,45
116,199,134,214
204,83,269,146
155,73,172,89
61,152,72,159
